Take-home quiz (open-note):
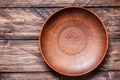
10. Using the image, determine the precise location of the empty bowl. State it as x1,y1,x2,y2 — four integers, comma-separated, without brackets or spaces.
39,7,108,76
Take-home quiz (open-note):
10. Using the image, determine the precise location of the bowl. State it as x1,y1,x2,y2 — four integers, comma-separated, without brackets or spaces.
39,7,108,76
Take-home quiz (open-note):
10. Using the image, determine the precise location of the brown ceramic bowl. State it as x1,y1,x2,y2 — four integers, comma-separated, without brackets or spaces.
39,7,108,76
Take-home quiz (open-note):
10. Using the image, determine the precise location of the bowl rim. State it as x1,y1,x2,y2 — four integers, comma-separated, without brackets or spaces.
39,6,108,76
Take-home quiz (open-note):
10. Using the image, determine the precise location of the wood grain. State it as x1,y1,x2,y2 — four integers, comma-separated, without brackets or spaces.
0,0,119,7
60,72,109,80
108,72,120,80
61,71,120,80
0,39,119,72
0,8,119,40
0,71,119,80
0,0,119,80
0,72,110,80
0,72,59,80
0,71,120,80
0,40,50,72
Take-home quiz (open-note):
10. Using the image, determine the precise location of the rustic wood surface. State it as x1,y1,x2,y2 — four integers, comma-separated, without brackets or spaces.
0,8,119,40
0,39,120,72
0,0,119,7
0,0,120,80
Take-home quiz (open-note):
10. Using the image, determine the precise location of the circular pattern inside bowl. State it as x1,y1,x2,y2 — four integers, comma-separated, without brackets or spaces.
39,7,108,76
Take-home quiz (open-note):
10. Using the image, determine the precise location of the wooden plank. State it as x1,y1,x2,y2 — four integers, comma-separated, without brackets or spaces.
0,72,119,80
0,72,120,80
0,72,59,80
0,8,120,40
0,0,119,7
0,8,58,40
108,72,120,80
0,40,50,72
0,39,119,72
60,72,109,80
0,72,110,80
61,71,120,80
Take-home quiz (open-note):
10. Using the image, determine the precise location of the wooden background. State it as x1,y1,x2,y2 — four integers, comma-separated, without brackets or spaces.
0,0,120,80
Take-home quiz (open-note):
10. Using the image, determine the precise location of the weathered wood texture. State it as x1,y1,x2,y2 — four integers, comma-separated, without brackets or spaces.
0,72,119,80
0,8,120,40
60,72,110,80
0,72,108,80
0,1,119,79
0,0,119,7
0,72,59,80
108,72,120,80
0,39,119,72
61,72,120,80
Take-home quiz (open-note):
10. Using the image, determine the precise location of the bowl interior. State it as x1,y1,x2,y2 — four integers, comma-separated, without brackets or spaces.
40,7,108,76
